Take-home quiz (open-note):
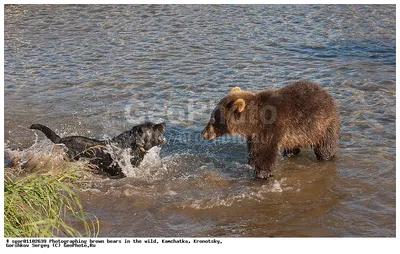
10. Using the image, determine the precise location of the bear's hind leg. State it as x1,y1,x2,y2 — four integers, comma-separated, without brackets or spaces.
313,124,339,160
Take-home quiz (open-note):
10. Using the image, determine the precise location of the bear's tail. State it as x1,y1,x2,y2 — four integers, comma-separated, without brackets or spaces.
30,124,62,144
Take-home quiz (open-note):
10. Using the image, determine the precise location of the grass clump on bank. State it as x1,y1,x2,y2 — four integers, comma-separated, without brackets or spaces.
4,161,99,237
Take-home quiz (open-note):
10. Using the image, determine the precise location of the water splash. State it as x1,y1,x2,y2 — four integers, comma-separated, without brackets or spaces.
106,145,167,180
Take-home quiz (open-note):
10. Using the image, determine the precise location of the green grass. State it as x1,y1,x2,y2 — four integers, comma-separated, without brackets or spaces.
4,162,99,237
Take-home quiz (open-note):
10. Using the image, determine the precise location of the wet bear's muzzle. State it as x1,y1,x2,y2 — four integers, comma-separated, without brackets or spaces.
201,124,217,140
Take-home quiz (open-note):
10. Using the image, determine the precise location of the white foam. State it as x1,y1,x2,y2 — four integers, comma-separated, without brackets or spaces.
185,192,258,209
270,180,283,193
106,145,167,180
139,146,163,168
167,190,178,196
258,180,284,194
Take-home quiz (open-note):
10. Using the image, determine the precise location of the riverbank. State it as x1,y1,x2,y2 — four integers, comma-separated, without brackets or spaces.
4,158,99,237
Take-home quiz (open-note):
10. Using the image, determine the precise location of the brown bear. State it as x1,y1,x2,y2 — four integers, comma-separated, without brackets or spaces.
202,80,340,179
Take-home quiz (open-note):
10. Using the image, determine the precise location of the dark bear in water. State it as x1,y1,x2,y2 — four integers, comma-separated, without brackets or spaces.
202,80,340,179
30,122,166,178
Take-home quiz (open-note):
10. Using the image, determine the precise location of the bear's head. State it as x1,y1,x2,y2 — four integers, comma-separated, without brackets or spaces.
202,87,255,140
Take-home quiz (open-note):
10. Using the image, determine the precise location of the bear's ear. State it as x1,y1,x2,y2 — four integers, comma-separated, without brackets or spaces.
230,86,241,94
232,98,246,113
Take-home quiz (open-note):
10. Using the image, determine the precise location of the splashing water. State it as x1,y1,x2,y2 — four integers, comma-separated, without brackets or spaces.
109,145,167,180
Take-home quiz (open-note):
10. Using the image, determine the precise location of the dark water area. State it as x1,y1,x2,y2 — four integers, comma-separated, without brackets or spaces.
4,5,396,237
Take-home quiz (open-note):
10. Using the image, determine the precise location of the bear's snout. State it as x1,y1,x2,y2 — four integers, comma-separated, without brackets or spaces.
202,125,216,140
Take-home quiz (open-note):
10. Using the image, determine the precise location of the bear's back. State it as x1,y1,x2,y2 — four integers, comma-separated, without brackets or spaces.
255,80,340,148
273,80,338,119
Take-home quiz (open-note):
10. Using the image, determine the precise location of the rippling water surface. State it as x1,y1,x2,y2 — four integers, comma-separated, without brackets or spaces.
4,5,396,237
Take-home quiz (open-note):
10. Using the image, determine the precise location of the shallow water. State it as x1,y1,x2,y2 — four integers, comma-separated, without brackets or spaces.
4,5,396,237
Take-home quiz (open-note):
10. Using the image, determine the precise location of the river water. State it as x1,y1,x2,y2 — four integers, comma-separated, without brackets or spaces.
4,5,396,237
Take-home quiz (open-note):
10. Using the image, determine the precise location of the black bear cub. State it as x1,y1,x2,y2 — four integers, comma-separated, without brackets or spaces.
30,122,166,178
202,80,340,179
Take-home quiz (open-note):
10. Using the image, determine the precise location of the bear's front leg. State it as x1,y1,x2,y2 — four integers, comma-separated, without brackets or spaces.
248,135,280,179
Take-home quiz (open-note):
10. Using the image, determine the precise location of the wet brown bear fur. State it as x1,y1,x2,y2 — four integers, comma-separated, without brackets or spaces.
202,80,340,179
